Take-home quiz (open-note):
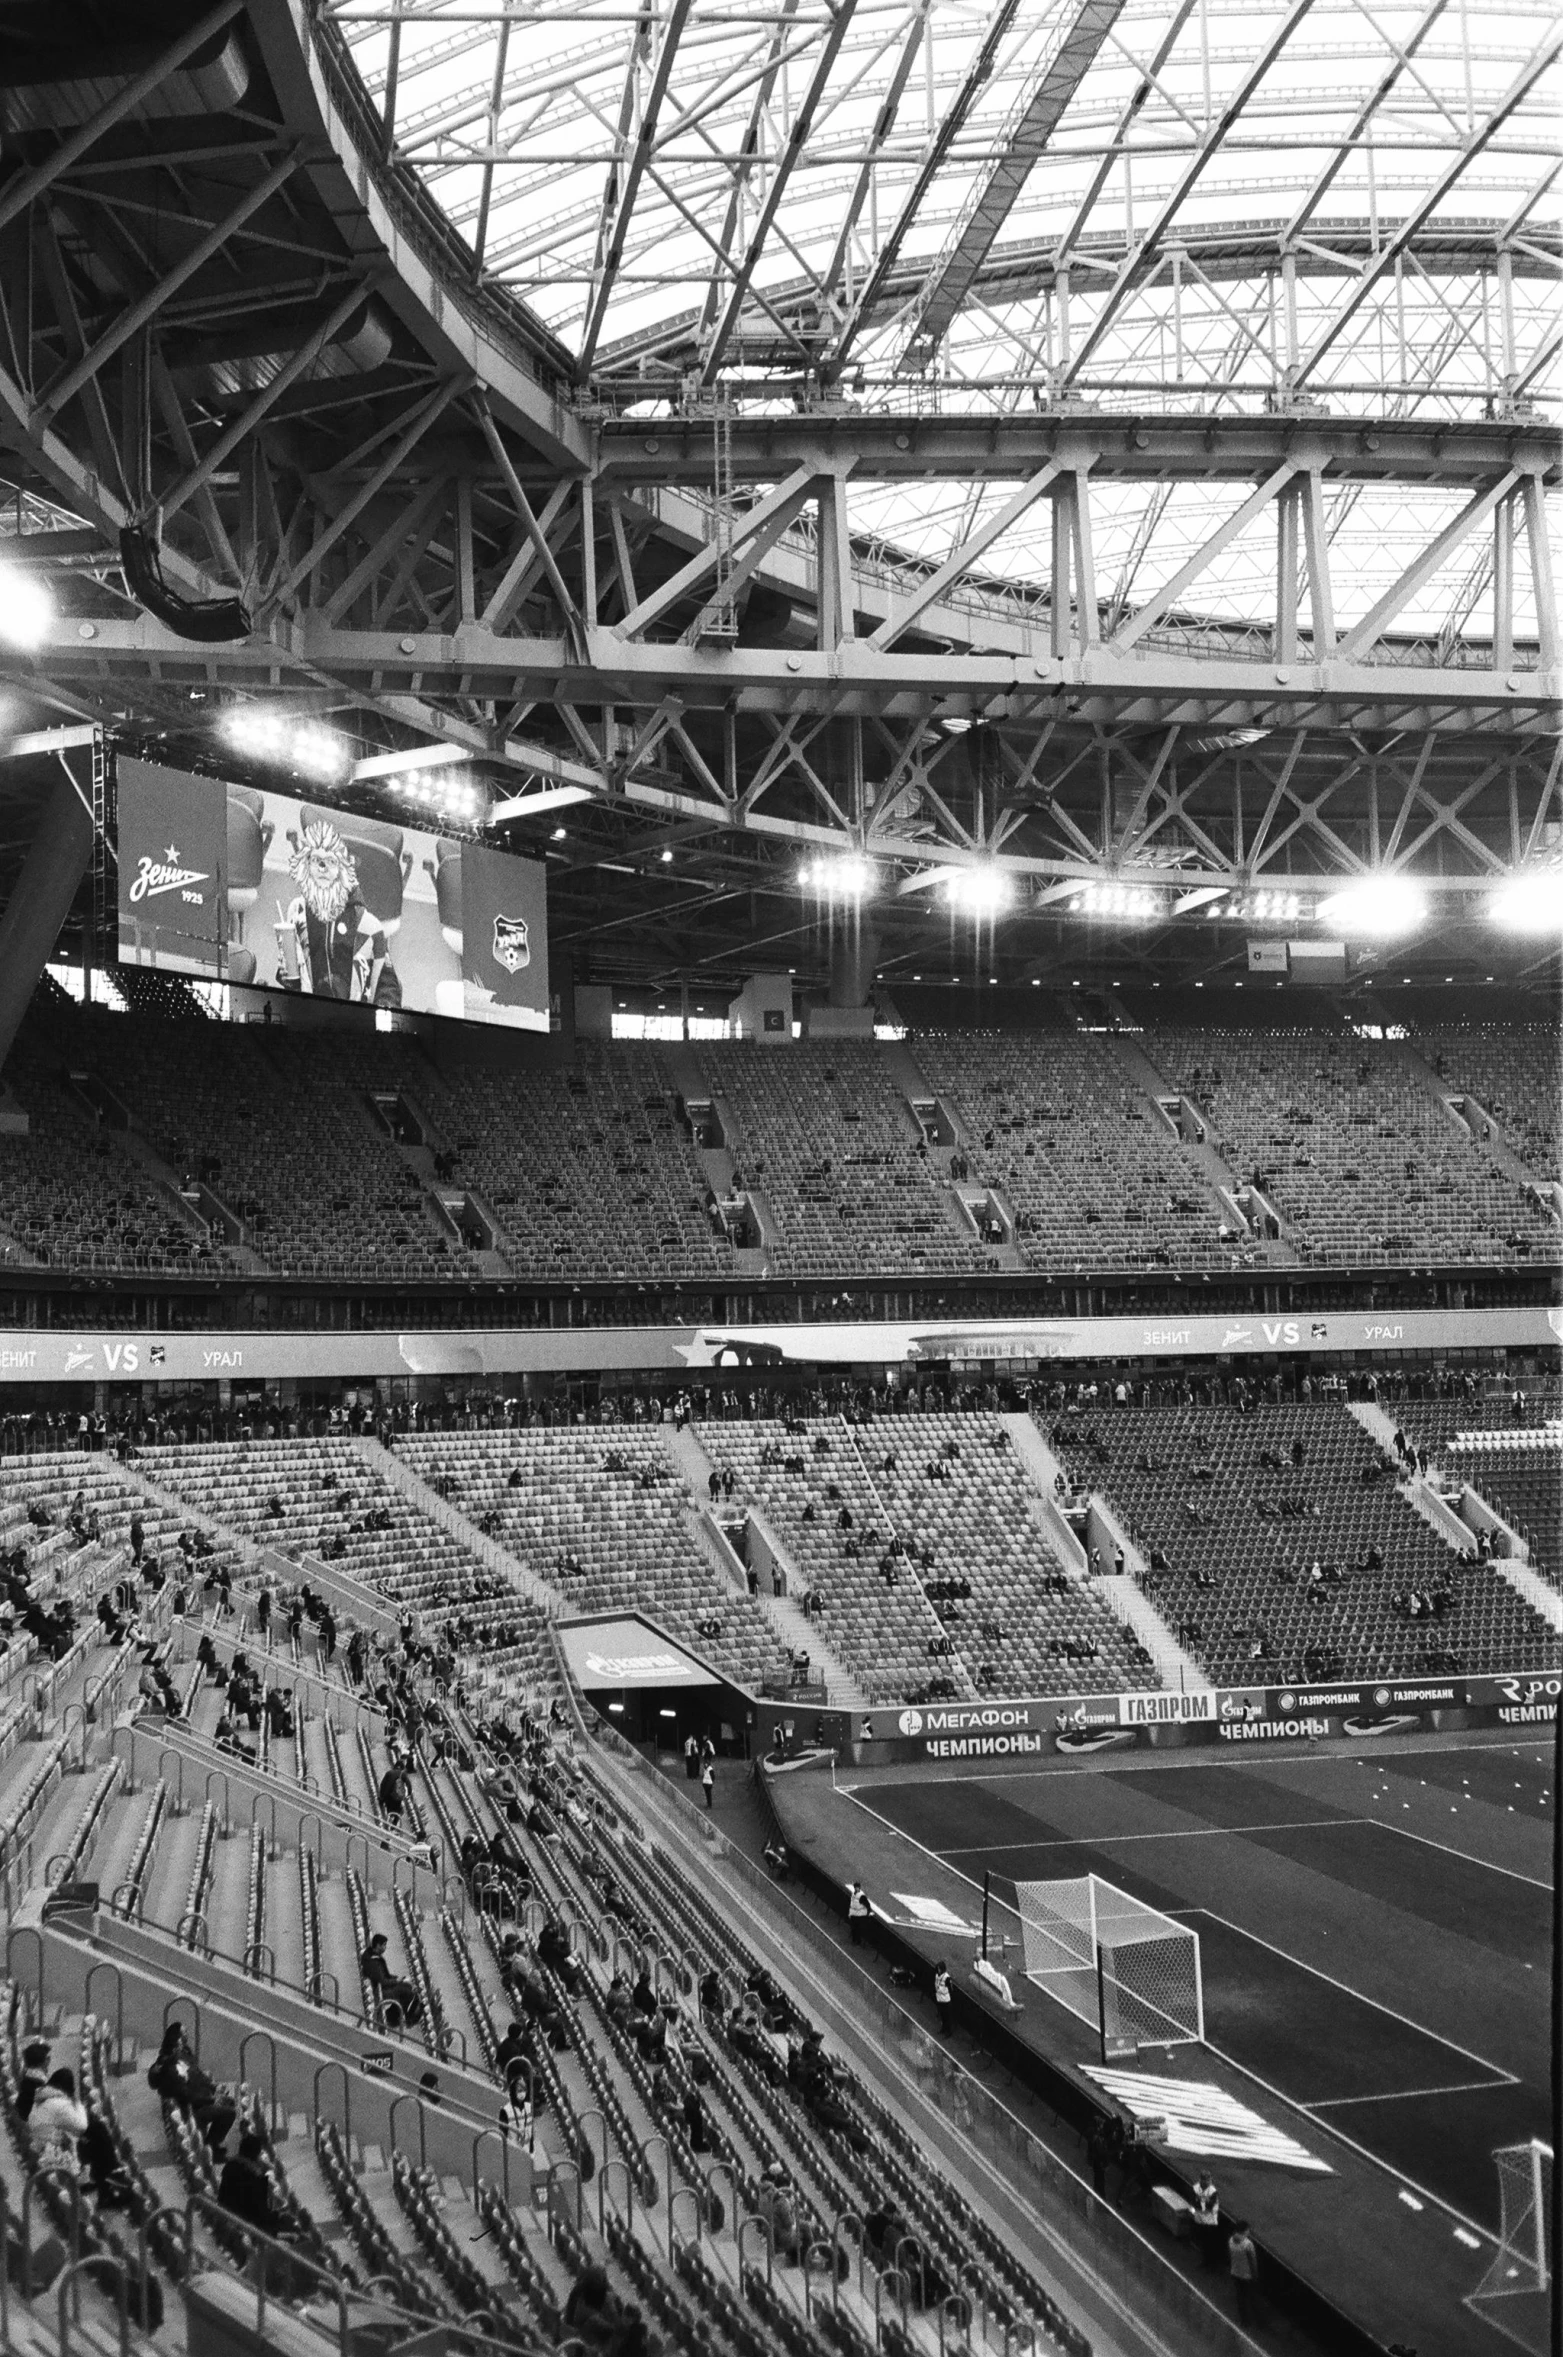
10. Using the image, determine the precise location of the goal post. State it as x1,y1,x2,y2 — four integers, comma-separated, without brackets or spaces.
1466,2140,1552,2356
1012,1874,1204,2055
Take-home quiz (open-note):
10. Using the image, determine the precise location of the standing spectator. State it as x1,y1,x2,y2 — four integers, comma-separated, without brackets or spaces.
129,1515,144,1566
1190,2170,1221,2267
932,1962,953,2038
846,1882,870,1945
683,1731,700,1782
1228,2220,1259,2324
700,1756,714,1810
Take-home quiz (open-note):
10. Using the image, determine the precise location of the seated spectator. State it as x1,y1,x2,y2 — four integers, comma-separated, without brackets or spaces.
561,2263,626,2350
219,2132,283,2236
215,1709,255,1763
30,2068,88,2179
537,1916,583,1991
361,1932,422,2026
15,2038,51,2120
148,2025,236,2152
78,2097,131,2209
756,2162,801,2261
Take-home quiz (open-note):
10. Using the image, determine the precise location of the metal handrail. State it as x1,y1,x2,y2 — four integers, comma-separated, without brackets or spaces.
56,2251,130,2357
738,2211,773,2289
238,2028,280,2133
83,1962,125,2075
388,2091,427,2172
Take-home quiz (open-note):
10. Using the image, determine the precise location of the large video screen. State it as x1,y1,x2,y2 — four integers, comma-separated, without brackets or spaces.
116,758,549,1030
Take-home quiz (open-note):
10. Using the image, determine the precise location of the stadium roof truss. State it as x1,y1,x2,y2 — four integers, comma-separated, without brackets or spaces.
0,0,1558,943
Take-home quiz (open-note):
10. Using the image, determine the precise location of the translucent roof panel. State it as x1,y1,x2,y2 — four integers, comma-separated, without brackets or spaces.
326,0,1561,414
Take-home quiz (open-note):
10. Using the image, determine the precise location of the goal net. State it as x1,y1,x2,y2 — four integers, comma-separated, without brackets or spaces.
1466,2141,1552,2357
1012,1875,1203,2052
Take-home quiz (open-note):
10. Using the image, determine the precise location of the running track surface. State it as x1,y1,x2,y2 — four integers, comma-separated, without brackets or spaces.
847,1740,1553,2231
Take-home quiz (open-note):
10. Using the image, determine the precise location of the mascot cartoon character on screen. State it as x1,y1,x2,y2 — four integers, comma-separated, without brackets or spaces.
282,820,397,1004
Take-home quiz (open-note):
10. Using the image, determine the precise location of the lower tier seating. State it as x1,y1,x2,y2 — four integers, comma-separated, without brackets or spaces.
394,1430,789,1694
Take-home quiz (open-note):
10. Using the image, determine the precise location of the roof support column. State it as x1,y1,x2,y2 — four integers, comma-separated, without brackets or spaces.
0,757,95,1078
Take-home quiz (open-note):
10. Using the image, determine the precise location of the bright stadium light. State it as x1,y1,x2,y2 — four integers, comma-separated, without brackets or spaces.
800,852,877,901
221,704,350,783
1316,877,1426,937
1068,882,1161,921
1486,872,1563,935
0,563,54,651
943,864,1014,917
291,721,351,782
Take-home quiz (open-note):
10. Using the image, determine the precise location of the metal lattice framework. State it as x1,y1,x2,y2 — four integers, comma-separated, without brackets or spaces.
0,0,1558,986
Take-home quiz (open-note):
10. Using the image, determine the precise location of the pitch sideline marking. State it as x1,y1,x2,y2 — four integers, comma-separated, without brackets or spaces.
1179,1907,1517,2087
937,1816,1364,1852
1369,1816,1553,1892
1307,2078,1521,2110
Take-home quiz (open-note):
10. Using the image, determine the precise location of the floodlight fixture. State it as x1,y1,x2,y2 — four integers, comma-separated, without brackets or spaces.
0,564,54,652
942,864,1014,917
1316,878,1427,937
799,852,877,901
1486,872,1563,936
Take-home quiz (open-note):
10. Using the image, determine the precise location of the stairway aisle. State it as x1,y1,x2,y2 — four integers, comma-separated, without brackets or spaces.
670,1422,872,1707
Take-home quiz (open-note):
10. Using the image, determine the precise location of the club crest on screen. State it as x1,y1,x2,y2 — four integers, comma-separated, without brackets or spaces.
492,912,530,974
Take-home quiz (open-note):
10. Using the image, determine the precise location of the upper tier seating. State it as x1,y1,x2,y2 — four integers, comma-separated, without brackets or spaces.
394,1430,788,1692
2,992,1556,1281
913,1028,1240,1271
1046,1401,1556,1688
1142,1024,1558,1265
427,1043,730,1280
96,1019,471,1281
698,1041,986,1275
0,1035,224,1274
1414,1024,1563,1180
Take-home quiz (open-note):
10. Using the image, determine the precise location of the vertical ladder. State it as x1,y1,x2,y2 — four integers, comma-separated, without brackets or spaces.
87,728,111,999
705,388,738,642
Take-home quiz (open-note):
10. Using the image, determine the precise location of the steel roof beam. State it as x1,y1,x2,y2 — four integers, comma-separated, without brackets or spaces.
816,0,928,322
700,0,861,384
33,151,303,426
1060,0,1316,392
0,0,248,239
821,0,1023,382
1281,0,1448,247
595,410,1560,490
904,0,1126,368
35,615,1557,738
694,0,804,344
1291,25,1563,388
578,0,697,379
1050,0,1197,275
